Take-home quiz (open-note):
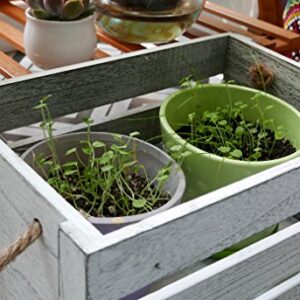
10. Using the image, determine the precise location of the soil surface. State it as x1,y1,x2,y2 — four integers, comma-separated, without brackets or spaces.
177,123,296,161
60,171,170,218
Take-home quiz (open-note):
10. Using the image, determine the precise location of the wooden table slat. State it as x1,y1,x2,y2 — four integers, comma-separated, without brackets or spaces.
0,50,31,78
0,19,24,53
0,1,26,25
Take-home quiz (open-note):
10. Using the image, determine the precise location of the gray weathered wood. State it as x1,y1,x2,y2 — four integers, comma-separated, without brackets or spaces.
0,35,227,132
141,223,300,300
84,157,300,299
0,139,102,300
255,273,300,300
225,35,300,110
59,222,89,300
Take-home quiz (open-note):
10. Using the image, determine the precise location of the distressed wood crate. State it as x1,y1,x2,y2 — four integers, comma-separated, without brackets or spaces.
1,34,300,300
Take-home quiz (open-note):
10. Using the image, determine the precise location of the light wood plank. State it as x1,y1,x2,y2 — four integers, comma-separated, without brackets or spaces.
59,222,88,300
255,273,300,300
0,1,26,25
204,1,300,42
142,223,300,300
0,34,227,132
85,157,300,299
0,18,24,53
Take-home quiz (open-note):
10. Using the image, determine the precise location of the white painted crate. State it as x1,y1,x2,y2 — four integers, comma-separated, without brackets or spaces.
1,34,300,300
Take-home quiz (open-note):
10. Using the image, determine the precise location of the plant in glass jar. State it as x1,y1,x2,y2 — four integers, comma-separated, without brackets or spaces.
95,0,206,43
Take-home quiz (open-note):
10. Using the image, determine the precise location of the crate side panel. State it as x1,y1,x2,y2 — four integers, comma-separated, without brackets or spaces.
0,140,101,299
142,224,300,300
86,158,300,299
255,273,300,300
224,36,300,110
0,35,228,132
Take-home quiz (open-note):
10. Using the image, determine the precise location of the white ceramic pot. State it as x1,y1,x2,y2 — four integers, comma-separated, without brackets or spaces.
24,8,97,69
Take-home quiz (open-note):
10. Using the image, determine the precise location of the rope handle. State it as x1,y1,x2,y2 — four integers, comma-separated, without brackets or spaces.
0,219,42,272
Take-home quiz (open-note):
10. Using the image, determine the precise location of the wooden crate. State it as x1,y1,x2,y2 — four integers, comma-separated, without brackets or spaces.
1,34,300,300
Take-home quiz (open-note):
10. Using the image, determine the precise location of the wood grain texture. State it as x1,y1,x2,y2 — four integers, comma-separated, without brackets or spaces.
59,222,88,300
85,157,300,299
142,223,300,300
0,18,24,53
255,273,300,300
224,36,300,111
0,34,227,132
0,1,26,25
0,50,31,78
0,139,102,299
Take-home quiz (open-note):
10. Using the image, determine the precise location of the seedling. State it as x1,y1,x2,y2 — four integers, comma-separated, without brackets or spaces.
33,97,184,218
177,80,295,161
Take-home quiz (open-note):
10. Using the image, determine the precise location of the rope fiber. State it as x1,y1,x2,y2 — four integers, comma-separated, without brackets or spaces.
0,219,42,272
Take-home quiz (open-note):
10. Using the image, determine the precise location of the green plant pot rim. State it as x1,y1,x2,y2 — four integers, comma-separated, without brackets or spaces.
160,84,300,167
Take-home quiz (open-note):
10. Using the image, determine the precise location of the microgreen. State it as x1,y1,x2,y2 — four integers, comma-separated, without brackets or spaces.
34,98,184,218
176,81,295,161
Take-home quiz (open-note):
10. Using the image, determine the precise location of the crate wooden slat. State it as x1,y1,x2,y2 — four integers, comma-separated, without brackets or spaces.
1,34,300,300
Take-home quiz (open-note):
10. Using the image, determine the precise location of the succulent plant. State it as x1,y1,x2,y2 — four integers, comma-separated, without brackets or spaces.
25,0,95,20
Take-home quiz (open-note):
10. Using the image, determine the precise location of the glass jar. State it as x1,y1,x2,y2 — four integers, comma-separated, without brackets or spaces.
95,0,206,44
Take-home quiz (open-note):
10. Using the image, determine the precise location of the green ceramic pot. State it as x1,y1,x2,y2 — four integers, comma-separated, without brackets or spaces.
160,84,300,258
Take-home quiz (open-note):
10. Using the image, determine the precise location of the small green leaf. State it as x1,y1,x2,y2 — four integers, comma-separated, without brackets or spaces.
275,131,284,140
132,199,147,208
129,131,140,137
235,126,244,137
218,146,230,154
188,112,196,123
218,120,227,126
81,146,93,155
92,141,105,148
63,161,78,169
258,132,267,139
83,117,93,125
101,165,113,172
64,169,77,176
230,149,243,158
66,148,77,156
123,161,137,168
170,145,183,152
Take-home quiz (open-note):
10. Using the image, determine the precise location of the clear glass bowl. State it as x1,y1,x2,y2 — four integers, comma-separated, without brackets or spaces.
95,0,206,44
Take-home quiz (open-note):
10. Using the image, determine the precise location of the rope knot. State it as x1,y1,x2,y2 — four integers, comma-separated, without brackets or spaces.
249,63,275,89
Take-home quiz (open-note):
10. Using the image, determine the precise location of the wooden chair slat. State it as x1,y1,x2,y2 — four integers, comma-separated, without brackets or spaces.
0,1,26,25
197,15,277,49
0,50,31,78
0,19,24,53
203,1,300,42
93,49,110,59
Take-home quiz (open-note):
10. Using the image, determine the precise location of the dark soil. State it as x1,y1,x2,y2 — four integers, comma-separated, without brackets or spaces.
177,123,296,161
60,171,169,218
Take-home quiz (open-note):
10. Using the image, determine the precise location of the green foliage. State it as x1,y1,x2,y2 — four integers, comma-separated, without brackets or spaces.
34,97,183,218
179,83,289,161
